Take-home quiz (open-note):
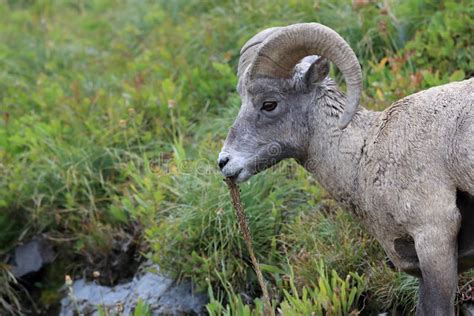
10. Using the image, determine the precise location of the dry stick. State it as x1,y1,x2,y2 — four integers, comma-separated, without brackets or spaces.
225,178,275,316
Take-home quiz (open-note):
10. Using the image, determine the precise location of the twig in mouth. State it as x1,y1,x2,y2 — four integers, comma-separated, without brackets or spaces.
224,178,274,316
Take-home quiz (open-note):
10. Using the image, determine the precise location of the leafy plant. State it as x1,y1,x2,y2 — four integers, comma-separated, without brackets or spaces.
133,299,151,316
207,284,268,316
206,261,366,315
279,262,366,315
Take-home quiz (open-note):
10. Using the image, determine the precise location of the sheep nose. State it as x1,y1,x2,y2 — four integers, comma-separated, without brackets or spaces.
218,153,230,170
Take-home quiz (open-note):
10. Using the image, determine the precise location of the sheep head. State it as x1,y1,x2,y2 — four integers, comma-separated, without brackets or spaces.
218,23,362,182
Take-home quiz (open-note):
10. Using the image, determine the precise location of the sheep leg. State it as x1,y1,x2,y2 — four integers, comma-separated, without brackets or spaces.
414,226,458,316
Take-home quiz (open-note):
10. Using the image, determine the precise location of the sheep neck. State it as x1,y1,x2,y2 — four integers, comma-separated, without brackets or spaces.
303,82,380,212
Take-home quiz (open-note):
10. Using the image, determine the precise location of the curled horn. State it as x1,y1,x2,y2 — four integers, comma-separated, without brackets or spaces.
248,23,362,129
237,27,282,80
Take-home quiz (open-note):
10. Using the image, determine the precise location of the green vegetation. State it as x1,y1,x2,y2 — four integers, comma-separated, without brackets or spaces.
0,0,472,314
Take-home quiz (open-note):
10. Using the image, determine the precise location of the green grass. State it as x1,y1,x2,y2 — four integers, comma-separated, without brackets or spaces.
0,0,472,314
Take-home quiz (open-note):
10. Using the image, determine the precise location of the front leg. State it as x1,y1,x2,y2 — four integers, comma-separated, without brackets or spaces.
414,220,459,316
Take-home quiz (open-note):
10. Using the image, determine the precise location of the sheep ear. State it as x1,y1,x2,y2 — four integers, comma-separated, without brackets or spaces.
304,57,329,87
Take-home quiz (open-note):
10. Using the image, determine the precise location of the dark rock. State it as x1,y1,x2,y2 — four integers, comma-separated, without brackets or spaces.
156,280,208,315
10,237,55,278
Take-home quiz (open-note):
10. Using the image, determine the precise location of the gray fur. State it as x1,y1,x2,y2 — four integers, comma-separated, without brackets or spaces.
218,26,474,316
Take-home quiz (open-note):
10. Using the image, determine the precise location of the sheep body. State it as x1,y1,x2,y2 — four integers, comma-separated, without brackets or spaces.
295,79,474,273
218,23,474,315
302,77,474,315
359,79,473,274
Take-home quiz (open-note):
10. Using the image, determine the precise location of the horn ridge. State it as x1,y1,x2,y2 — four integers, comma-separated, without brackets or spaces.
247,23,362,129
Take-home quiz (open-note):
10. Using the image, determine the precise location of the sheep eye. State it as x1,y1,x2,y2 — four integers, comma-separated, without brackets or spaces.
261,101,278,112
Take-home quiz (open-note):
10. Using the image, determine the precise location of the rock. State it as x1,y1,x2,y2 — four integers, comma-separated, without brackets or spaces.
60,265,208,316
10,237,55,278
155,280,208,315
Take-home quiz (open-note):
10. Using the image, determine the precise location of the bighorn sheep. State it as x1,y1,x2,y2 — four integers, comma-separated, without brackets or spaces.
217,23,474,315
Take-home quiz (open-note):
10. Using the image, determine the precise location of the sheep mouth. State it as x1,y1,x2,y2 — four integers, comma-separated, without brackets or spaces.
229,157,282,183
221,161,256,183
220,150,284,183
225,168,243,181
227,168,254,183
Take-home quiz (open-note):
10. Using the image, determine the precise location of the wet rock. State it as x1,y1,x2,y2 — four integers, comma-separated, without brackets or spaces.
60,265,207,316
10,237,55,278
